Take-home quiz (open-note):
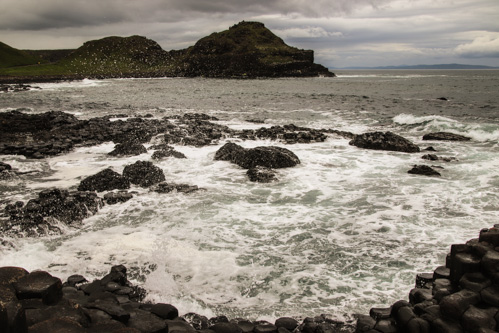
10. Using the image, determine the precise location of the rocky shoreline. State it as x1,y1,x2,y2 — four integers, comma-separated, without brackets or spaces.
1,227,497,332
0,109,481,332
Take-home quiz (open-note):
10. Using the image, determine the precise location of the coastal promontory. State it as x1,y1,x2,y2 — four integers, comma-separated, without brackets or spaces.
0,21,334,82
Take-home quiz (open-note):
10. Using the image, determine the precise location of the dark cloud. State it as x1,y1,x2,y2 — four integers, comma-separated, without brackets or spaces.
1,0,498,67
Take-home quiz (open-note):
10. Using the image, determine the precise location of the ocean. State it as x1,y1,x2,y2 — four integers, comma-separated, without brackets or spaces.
1,70,498,322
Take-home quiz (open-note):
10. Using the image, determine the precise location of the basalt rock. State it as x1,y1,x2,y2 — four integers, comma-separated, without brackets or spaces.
215,143,300,169
77,168,130,192
357,225,499,333
407,165,442,177
122,161,165,187
2,188,103,237
151,182,200,194
237,125,328,144
349,131,420,153
423,132,471,141
247,166,278,183
108,143,148,157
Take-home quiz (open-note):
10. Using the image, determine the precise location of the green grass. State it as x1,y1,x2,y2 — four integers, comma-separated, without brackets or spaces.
0,42,43,68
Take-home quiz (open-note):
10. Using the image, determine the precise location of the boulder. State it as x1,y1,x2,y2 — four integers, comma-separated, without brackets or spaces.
422,132,471,141
122,161,165,187
77,168,130,192
349,131,420,153
408,165,441,176
14,271,63,305
214,143,300,169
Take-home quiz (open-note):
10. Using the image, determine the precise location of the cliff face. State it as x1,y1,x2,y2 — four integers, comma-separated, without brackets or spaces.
177,21,334,77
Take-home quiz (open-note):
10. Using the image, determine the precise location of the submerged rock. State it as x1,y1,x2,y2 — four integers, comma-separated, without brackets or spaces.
422,132,471,141
247,166,278,183
349,131,420,153
408,165,441,176
151,182,199,194
215,143,300,169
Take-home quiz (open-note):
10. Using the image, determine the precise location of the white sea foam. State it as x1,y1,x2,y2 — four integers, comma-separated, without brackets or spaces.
1,75,498,321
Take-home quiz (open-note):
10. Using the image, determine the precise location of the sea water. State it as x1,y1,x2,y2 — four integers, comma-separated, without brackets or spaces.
0,70,498,321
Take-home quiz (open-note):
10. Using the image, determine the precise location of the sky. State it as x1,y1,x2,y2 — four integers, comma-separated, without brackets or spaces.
1,0,499,68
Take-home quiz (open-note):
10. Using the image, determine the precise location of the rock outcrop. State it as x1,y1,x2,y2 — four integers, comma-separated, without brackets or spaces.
423,132,472,141
349,131,420,153
122,161,166,187
2,188,103,237
0,265,355,333
178,21,334,78
77,168,130,192
215,143,300,169
357,225,499,333
407,165,442,177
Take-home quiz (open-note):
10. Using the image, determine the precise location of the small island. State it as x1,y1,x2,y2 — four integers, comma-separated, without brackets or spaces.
0,21,334,83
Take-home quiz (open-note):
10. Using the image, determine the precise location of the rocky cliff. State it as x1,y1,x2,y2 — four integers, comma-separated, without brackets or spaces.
0,21,334,81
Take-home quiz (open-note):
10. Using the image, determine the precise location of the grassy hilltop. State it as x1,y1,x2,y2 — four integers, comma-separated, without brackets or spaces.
0,21,334,81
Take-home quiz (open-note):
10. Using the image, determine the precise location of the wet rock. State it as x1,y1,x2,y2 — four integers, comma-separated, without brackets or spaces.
123,161,165,187
77,168,130,192
28,317,86,333
151,182,199,194
215,143,300,169
408,165,441,176
182,312,209,330
349,131,420,153
2,189,104,237
104,191,134,205
0,162,12,172
14,271,62,305
151,147,187,159
108,143,148,156
210,322,243,333
247,166,278,183
422,132,471,141
275,317,299,331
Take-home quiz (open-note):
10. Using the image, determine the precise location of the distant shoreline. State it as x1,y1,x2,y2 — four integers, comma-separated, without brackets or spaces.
332,64,498,70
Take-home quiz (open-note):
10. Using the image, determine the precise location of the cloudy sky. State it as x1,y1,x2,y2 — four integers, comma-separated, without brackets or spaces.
1,0,498,68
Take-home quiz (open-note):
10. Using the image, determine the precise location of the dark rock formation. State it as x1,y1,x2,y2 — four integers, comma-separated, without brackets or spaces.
151,182,200,194
422,154,457,162
408,165,442,176
151,146,187,160
423,132,472,141
236,124,328,144
122,161,166,187
2,188,103,237
0,162,12,172
77,168,130,192
215,143,300,169
103,191,134,205
108,143,148,156
357,225,499,333
349,131,420,153
177,21,334,78
247,167,278,183
0,264,357,333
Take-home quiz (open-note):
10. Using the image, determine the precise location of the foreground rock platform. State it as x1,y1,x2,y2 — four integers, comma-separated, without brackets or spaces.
357,225,499,333
0,265,355,333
